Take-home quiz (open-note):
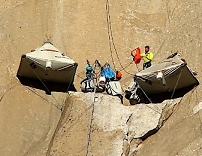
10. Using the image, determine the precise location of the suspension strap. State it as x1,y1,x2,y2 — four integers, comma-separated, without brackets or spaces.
136,81,161,114
65,63,78,94
24,59,63,110
170,67,184,99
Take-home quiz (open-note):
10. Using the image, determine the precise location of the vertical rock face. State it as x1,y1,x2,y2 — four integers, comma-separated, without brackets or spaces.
49,93,181,156
0,85,65,155
0,0,201,156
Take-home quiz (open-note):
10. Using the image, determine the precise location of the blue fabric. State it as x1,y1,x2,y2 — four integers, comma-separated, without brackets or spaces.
86,65,93,71
101,66,115,79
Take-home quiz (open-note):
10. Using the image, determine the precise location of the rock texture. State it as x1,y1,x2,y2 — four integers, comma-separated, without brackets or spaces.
0,86,65,155
49,93,181,156
0,0,201,156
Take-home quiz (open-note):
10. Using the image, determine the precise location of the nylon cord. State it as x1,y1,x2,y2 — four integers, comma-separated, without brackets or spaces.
105,0,134,75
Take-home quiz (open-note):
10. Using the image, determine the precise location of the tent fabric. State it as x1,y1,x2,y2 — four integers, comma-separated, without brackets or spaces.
134,55,199,94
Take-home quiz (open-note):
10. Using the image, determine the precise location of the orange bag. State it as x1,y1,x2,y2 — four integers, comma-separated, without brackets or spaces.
134,47,141,64
116,71,122,79
131,47,141,64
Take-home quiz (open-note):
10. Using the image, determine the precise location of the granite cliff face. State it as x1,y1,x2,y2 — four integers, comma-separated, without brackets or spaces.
0,0,201,156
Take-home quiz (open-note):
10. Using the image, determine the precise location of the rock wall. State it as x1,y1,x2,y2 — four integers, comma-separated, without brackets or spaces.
49,93,181,156
0,0,201,156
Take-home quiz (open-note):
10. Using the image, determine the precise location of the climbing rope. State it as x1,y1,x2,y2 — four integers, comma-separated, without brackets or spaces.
105,0,192,118
107,0,176,75
106,0,116,70
105,0,134,76
85,80,97,156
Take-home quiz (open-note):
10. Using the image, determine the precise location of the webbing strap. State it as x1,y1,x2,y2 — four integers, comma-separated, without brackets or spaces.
170,67,184,99
23,58,64,110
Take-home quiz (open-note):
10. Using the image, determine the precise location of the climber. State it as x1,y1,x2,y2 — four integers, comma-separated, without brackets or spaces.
80,60,95,92
85,60,94,79
141,46,154,70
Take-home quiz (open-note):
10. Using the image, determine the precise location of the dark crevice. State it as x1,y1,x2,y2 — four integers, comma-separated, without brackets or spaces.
139,127,160,141
46,97,73,156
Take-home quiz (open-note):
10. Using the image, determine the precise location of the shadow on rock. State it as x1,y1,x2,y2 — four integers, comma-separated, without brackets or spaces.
128,84,198,105
149,85,197,103
17,75,77,95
